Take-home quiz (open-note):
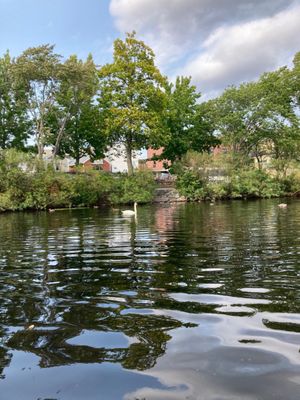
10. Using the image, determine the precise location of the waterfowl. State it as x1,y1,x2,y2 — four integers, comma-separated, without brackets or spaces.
122,202,137,217
278,203,287,208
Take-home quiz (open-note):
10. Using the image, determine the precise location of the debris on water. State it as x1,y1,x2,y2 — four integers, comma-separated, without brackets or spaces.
239,339,262,344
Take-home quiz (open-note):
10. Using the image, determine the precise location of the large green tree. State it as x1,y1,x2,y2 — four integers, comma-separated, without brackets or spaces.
291,52,300,109
161,76,218,162
210,81,278,167
49,54,106,163
0,52,29,150
14,44,61,157
258,65,300,173
210,56,300,173
99,32,168,175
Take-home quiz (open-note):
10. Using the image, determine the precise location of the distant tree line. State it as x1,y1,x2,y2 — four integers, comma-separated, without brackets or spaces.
0,32,299,175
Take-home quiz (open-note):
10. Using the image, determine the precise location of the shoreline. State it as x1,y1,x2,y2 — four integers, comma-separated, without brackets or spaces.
1,194,299,214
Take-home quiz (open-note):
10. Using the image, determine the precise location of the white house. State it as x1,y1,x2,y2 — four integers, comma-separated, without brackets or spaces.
105,145,145,173
42,144,146,174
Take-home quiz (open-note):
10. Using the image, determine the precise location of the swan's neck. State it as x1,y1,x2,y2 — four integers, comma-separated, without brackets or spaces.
134,202,137,214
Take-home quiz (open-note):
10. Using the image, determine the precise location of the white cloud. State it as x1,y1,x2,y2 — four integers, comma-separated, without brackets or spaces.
110,0,291,42
181,3,300,96
109,0,300,96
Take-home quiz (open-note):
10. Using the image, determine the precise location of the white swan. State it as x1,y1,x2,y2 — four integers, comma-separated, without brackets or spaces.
278,203,287,208
121,202,137,217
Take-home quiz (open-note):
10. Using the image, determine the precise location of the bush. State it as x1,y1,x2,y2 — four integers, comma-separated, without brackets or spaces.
176,151,300,201
0,150,157,211
176,170,206,201
110,170,156,204
229,169,283,199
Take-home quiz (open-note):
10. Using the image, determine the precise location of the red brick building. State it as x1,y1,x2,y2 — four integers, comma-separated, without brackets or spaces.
68,157,112,173
144,148,172,180
146,148,169,170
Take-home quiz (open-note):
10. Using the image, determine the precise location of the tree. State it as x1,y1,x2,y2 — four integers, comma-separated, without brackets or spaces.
211,81,276,168
161,76,219,163
99,32,168,175
49,54,107,163
0,52,29,150
14,44,61,157
291,52,300,109
161,76,199,162
258,66,300,174
55,104,106,165
211,58,300,173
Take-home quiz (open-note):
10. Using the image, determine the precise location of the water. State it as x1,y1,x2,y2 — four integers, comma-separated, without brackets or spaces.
0,200,299,400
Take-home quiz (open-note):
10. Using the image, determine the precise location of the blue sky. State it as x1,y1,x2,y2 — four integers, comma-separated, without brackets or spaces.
0,0,117,64
1,0,300,98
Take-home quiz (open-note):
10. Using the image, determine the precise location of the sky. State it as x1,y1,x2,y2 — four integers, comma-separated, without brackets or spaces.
1,0,300,99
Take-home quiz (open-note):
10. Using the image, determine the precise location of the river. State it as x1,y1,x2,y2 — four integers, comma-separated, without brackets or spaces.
0,200,299,399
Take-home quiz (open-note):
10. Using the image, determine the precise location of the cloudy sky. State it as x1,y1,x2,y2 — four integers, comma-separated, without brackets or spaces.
1,0,299,98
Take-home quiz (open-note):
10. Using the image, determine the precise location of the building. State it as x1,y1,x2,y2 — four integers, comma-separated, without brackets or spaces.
145,148,171,179
43,145,146,174
67,156,112,173
105,145,144,173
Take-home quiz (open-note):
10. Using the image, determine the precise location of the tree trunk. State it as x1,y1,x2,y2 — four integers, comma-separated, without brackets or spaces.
53,114,69,158
255,154,262,170
37,121,44,158
125,145,134,176
37,139,44,158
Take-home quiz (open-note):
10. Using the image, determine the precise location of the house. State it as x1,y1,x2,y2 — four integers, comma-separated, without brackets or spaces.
42,146,112,173
145,148,171,179
67,156,112,173
43,145,146,174
105,145,144,173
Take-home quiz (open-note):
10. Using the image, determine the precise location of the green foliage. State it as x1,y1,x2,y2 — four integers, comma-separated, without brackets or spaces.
229,169,282,199
209,57,300,170
0,150,156,211
14,44,62,156
162,76,219,163
0,52,29,149
176,170,206,201
50,54,107,161
109,170,157,204
99,32,168,175
1,41,300,204
176,151,299,201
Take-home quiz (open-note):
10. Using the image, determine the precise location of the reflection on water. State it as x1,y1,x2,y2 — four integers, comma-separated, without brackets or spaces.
0,200,300,399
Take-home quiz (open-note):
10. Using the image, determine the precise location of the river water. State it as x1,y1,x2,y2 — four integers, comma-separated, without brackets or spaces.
0,200,299,400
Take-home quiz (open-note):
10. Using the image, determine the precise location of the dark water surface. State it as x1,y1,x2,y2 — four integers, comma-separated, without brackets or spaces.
0,200,300,400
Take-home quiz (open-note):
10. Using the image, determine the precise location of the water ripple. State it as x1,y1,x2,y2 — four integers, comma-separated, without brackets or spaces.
0,201,300,399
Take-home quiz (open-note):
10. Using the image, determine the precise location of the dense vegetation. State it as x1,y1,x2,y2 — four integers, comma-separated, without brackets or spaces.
174,52,300,200
175,151,300,201
0,150,155,211
0,32,299,210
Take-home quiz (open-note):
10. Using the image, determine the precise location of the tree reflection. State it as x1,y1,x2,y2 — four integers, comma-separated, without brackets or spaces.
1,202,300,379
6,314,181,370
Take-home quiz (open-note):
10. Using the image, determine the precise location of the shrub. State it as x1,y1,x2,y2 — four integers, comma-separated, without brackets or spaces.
229,169,283,199
112,170,157,204
176,151,299,200
0,150,157,211
176,170,206,201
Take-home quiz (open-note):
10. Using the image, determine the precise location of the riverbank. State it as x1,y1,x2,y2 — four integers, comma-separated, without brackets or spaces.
1,173,299,214
175,160,300,202
0,165,156,212
1,150,299,212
